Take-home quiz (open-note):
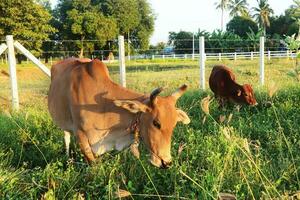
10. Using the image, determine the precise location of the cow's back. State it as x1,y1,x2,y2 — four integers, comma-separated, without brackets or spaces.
209,65,236,96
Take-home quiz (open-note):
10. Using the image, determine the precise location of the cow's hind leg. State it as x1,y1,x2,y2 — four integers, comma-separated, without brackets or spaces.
64,131,71,156
76,129,96,163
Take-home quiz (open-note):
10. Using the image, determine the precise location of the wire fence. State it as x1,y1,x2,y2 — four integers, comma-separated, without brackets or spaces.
0,37,292,64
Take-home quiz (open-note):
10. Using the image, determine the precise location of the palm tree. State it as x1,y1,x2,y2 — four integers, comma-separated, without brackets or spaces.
290,0,300,40
215,0,232,31
228,0,249,18
252,0,274,35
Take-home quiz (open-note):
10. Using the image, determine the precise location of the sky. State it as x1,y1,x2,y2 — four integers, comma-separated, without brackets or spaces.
49,0,295,44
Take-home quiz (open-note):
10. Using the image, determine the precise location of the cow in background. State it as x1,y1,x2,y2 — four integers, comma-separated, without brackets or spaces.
209,64,257,106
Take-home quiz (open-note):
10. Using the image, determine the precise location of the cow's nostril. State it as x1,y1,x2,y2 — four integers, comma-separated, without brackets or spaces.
160,160,172,169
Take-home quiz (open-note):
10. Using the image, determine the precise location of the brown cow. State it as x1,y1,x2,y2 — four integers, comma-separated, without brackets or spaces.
48,58,190,168
209,64,257,106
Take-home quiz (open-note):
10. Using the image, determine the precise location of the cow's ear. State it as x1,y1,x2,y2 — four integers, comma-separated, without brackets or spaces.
237,90,242,96
114,100,151,113
176,109,190,124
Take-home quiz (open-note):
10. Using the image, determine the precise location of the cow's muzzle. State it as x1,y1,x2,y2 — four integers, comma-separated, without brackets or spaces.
160,159,172,169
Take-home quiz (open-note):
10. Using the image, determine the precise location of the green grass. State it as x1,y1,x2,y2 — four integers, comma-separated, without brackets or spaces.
0,58,299,199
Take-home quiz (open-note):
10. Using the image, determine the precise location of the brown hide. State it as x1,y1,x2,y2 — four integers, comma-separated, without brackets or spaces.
48,58,190,168
209,65,257,106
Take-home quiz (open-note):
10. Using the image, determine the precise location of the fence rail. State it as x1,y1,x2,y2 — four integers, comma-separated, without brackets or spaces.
129,50,296,61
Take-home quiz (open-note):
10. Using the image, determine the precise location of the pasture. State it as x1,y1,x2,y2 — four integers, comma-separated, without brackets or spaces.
0,58,300,199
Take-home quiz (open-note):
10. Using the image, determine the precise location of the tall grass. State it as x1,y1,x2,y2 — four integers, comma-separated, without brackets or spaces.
0,58,299,199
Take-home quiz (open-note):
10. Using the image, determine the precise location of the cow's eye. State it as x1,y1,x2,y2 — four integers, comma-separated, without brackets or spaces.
153,120,161,129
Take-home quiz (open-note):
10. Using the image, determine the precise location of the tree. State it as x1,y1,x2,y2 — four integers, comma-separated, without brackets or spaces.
103,0,155,51
228,0,249,17
131,0,155,50
168,31,193,54
267,14,297,37
215,0,232,31
227,16,258,38
0,0,56,59
289,0,300,40
252,0,274,35
55,0,118,57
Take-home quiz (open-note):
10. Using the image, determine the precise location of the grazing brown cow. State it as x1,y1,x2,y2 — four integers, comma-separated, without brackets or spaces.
48,58,190,168
209,64,257,106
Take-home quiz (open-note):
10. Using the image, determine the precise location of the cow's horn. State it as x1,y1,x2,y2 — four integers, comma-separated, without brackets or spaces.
150,87,163,106
171,84,188,100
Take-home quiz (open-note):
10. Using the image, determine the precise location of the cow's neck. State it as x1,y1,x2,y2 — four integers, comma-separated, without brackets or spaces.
90,85,148,156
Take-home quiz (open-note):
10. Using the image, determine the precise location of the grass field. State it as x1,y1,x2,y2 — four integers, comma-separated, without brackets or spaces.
0,58,300,199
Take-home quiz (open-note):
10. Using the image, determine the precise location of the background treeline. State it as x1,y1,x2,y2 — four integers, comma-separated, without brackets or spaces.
0,0,155,61
151,0,300,54
0,0,299,60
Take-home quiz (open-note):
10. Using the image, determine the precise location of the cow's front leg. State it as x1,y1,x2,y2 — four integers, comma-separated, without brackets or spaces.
64,131,71,156
76,129,96,163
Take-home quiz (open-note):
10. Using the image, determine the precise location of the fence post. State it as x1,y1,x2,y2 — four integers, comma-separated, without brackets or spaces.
118,35,126,87
251,51,253,60
234,52,237,61
267,50,271,61
218,53,221,61
162,55,165,60
260,36,265,86
152,55,154,60
286,50,289,59
6,35,19,110
199,36,205,90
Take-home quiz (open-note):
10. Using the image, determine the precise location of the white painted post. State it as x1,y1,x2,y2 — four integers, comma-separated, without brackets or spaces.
199,36,205,90
268,50,271,61
162,55,165,60
50,56,53,65
286,50,289,59
0,43,7,55
173,54,176,59
6,35,19,110
184,54,187,59
152,55,154,60
118,35,126,87
251,51,253,60
234,52,237,61
260,36,265,85
218,53,221,61
192,34,195,60
14,41,50,77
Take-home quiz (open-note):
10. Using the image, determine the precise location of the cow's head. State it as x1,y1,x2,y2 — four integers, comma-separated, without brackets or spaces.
114,85,190,169
235,84,257,106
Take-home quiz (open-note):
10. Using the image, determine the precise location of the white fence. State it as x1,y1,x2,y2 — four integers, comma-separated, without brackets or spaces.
129,50,296,61
1,35,298,110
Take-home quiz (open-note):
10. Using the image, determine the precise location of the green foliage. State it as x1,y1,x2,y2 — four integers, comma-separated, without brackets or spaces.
228,0,249,17
0,0,56,56
285,34,300,51
168,31,194,54
1,84,300,198
252,0,274,35
1,59,300,199
227,16,258,38
55,0,118,56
